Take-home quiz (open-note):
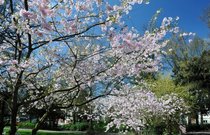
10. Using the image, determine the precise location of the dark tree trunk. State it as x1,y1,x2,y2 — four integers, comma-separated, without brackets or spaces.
73,112,76,124
32,111,49,135
10,104,18,135
188,115,192,125
167,118,172,135
29,115,32,123
0,98,6,135
86,119,95,135
48,118,52,129
10,88,19,135
10,71,23,135
195,113,199,125
200,112,203,126
0,124,4,135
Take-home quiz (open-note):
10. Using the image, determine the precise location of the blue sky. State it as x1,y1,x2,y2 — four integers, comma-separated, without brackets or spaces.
125,0,209,38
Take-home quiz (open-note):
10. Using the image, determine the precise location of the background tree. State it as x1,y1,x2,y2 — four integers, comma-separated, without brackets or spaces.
201,5,210,29
147,74,191,101
163,35,207,71
173,50,210,125
165,35,209,126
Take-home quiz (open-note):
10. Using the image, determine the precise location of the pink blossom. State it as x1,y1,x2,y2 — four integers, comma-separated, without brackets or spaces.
106,5,113,11
39,6,53,17
0,0,4,5
0,59,3,65
41,21,52,31
11,60,18,65
124,39,134,47
70,23,77,33
65,8,72,16
7,67,17,72
75,3,87,11
34,30,44,37
20,61,29,69
19,9,37,20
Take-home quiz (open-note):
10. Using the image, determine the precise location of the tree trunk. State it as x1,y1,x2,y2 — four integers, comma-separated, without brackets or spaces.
29,115,32,123
0,98,6,135
134,131,139,135
50,118,53,129
200,112,203,126
10,70,23,135
73,112,76,124
10,88,19,135
0,124,4,135
32,111,49,135
195,113,199,125
188,115,192,125
86,119,95,135
10,105,18,135
168,118,172,135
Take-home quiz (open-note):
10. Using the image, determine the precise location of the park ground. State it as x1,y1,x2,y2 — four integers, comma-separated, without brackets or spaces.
4,127,210,135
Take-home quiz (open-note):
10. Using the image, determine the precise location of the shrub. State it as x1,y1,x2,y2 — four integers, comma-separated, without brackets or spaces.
75,122,89,131
61,122,88,131
92,121,106,132
17,121,35,129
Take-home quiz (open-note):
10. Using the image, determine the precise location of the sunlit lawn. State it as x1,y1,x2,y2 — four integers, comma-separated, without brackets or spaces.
4,127,156,135
4,127,85,135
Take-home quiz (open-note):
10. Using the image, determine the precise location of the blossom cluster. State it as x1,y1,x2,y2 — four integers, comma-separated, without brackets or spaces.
93,85,188,132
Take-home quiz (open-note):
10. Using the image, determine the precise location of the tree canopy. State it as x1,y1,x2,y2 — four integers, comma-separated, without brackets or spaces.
0,0,183,134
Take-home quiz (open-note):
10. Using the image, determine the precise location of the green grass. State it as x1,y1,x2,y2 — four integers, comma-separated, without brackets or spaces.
4,128,85,135
3,127,157,135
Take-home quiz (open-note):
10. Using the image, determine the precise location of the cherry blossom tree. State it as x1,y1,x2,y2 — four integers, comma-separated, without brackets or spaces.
93,85,189,134
0,0,178,135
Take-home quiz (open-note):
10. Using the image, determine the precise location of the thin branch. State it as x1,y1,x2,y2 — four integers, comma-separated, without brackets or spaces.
32,21,107,50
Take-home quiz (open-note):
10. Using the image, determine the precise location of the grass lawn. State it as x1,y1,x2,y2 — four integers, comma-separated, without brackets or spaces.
4,127,85,135
4,127,154,135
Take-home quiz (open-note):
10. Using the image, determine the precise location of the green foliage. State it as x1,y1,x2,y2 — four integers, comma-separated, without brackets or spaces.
163,34,210,125
17,121,35,129
60,122,88,131
163,36,208,71
37,132,84,135
173,50,210,114
166,36,209,86
146,75,190,134
61,121,108,132
147,74,190,100
92,121,106,132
